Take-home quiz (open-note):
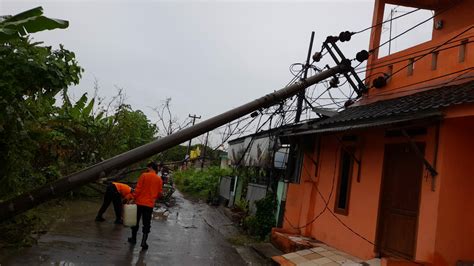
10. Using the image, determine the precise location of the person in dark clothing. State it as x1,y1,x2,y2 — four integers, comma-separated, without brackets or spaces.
128,162,162,249
96,182,133,224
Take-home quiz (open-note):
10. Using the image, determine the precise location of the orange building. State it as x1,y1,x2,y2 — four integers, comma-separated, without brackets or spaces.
275,0,474,265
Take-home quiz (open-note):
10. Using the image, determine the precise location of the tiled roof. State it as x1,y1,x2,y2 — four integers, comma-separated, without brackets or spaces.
317,80,474,126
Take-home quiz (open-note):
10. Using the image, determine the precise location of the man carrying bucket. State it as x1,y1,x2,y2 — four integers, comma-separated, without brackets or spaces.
95,182,133,224
128,161,163,249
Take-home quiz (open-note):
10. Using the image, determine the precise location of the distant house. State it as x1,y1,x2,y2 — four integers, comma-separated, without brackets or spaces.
226,129,286,214
274,0,474,265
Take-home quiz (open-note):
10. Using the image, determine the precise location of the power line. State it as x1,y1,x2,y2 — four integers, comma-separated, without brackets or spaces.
283,140,339,230
280,140,428,263
233,108,280,168
384,25,474,85
236,113,264,167
355,35,474,72
369,2,460,54
289,2,462,109
229,12,451,159
281,135,377,248
212,115,258,151
353,7,420,35
358,26,473,90
214,60,310,151
354,36,474,75
368,66,474,99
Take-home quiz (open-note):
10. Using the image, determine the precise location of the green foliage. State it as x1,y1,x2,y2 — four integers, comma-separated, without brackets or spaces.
196,145,225,166
243,194,276,240
0,7,159,248
0,88,158,199
0,10,156,200
174,167,231,199
0,6,68,41
109,105,156,155
234,199,249,213
0,36,83,199
155,144,188,163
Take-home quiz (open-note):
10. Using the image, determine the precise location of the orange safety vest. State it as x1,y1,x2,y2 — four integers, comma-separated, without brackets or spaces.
113,182,133,200
133,171,163,208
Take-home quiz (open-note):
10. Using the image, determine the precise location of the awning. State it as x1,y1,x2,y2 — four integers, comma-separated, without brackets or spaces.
281,111,442,137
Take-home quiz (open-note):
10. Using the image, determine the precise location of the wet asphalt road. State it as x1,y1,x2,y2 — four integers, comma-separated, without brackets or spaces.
2,191,246,265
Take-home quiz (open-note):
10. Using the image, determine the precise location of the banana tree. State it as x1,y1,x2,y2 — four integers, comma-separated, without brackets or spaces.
0,6,68,41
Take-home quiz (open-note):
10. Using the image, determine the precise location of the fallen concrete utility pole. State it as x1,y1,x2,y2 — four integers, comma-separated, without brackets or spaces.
0,62,349,222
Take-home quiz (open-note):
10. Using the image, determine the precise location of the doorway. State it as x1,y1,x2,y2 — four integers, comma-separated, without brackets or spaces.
377,143,425,259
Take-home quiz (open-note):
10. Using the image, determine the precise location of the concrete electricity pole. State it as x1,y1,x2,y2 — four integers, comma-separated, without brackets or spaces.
0,63,348,221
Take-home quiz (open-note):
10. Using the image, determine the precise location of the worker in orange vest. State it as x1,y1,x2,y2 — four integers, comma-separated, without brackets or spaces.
95,182,133,224
128,162,163,249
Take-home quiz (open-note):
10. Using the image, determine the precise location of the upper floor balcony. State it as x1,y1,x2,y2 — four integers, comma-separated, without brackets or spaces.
362,0,474,103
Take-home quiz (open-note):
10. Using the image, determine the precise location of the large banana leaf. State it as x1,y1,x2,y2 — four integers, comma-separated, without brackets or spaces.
0,6,68,42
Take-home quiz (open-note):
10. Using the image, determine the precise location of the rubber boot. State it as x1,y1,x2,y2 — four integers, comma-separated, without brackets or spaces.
140,233,149,250
128,230,137,244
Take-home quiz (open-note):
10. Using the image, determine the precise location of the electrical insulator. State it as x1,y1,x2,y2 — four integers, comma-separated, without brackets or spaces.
373,76,387,89
339,31,352,42
325,35,339,44
329,76,339,88
312,52,322,62
356,50,369,63
340,58,352,69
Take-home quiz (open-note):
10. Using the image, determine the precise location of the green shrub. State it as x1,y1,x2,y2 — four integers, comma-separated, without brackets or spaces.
243,194,276,240
234,199,249,213
174,167,231,199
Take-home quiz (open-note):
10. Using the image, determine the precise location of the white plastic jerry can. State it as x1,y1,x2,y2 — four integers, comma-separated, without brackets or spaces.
123,204,137,227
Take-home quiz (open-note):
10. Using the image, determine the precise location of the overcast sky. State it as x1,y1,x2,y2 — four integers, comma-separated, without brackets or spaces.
1,0,433,146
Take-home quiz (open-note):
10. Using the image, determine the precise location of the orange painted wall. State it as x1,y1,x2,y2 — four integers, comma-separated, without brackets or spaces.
363,0,474,105
433,116,474,265
281,1,474,263
282,126,442,262
283,140,320,234
284,182,304,234
307,133,384,259
432,1,474,39
412,125,439,262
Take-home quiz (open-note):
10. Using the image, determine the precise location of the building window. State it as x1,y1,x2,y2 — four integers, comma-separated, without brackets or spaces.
334,148,354,215
294,147,304,183
285,143,304,184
